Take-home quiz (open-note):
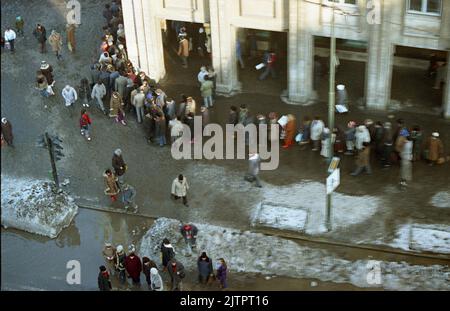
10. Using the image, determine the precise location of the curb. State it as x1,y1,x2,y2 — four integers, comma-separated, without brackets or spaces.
76,202,450,261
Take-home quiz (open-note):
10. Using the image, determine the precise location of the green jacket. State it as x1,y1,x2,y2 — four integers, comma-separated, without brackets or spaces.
200,80,213,98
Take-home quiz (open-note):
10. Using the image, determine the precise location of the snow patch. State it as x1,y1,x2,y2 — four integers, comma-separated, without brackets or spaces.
253,181,381,234
430,192,450,208
389,224,450,254
252,202,308,232
139,218,450,290
1,175,78,238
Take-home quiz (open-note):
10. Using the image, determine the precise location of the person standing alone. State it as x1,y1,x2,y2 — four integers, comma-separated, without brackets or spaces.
177,36,189,68
4,27,16,53
112,148,127,185
33,24,47,53
171,174,189,206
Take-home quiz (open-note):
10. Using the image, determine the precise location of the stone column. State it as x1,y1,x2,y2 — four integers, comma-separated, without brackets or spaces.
288,0,314,104
122,0,139,68
209,0,239,94
122,0,165,81
365,0,394,109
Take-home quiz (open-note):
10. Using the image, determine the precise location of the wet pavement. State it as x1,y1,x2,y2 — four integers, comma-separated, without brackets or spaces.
1,0,450,291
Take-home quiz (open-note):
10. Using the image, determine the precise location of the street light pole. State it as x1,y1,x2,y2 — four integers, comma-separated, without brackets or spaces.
326,5,336,232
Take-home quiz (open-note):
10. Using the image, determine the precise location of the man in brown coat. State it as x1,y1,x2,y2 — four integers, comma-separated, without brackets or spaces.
426,132,444,165
177,36,189,68
112,148,127,184
351,142,372,176
1,117,13,147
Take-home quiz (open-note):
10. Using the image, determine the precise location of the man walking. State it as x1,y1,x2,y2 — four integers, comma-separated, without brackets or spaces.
121,183,138,212
112,149,127,185
351,142,372,176
33,24,47,53
61,85,78,107
171,174,189,207
167,258,185,291
4,27,16,53
177,36,189,68
91,80,107,114
132,87,146,123
48,30,63,60
180,223,198,254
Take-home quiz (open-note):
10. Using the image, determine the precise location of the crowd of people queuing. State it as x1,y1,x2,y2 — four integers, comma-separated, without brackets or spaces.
2,0,448,291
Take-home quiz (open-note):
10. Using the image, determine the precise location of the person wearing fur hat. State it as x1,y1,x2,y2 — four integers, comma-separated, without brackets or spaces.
115,245,127,285
1,118,14,147
32,24,47,53
40,61,54,86
167,258,185,291
104,169,120,202
150,267,164,291
102,243,117,275
48,30,63,60
61,85,78,107
197,252,214,284
426,132,444,166
351,142,372,176
98,265,112,291
112,148,127,184
344,121,356,155
160,238,175,270
125,246,142,286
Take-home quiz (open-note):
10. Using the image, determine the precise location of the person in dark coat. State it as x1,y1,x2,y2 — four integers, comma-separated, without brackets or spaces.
40,61,54,85
78,78,91,108
33,24,47,53
160,238,175,270
155,113,167,147
197,252,213,284
98,265,112,291
228,106,238,126
180,223,198,250
142,257,158,288
112,148,126,184
167,259,185,291
124,246,142,286
1,118,14,147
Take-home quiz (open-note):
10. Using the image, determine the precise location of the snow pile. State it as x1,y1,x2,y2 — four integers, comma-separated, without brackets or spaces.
139,218,450,290
430,192,450,208
1,175,78,238
389,224,450,254
253,181,381,234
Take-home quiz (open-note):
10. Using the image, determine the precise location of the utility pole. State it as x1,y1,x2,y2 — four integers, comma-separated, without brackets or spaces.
326,5,336,232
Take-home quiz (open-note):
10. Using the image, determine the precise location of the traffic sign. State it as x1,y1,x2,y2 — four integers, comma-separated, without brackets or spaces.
326,168,340,194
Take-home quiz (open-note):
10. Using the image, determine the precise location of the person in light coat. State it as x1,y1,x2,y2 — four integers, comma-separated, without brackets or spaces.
355,125,371,151
170,117,184,144
171,174,189,206
48,30,63,60
320,127,331,158
400,136,413,186
247,153,262,187
61,85,78,107
150,268,164,291
4,27,17,53
310,116,324,151
91,80,107,114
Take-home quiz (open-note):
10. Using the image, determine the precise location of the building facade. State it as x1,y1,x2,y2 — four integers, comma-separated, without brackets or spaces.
122,0,450,117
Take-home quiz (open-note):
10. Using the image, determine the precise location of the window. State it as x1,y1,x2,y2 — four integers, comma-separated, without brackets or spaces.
407,0,442,15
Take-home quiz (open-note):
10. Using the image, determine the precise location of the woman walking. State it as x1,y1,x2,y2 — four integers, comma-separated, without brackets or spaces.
103,169,120,202
216,258,228,289
48,30,63,60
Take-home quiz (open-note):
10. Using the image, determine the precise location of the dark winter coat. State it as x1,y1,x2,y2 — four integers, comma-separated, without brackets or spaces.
112,154,126,176
181,225,198,240
41,66,54,85
167,259,185,282
142,259,157,282
33,26,47,43
125,254,142,279
98,271,111,291
160,243,175,267
228,111,238,125
197,258,213,278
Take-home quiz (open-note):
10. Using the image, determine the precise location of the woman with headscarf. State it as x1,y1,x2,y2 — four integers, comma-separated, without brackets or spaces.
197,252,214,284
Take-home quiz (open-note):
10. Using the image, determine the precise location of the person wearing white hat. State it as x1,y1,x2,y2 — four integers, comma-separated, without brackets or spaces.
112,148,127,185
426,132,444,165
61,85,78,107
115,245,127,286
40,61,55,85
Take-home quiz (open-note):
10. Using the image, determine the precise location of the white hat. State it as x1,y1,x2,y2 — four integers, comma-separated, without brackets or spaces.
199,27,204,33
150,268,158,275
114,148,122,155
116,245,123,253
104,242,112,247
1,118,7,124
128,244,136,253
336,84,345,91
432,132,439,137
